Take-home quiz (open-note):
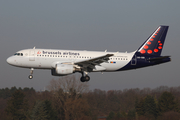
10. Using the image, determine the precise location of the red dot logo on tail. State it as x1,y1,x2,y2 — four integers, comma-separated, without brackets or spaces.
158,46,162,49
147,42,151,45
154,49,158,52
147,50,152,54
144,45,148,49
140,49,146,54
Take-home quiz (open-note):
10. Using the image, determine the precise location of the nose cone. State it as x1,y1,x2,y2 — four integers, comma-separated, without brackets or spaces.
6,57,14,65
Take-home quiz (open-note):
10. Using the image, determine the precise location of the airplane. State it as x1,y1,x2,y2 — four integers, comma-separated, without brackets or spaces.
7,25,171,82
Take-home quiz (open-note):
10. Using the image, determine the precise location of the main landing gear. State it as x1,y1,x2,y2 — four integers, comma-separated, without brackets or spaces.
80,71,90,82
28,68,34,79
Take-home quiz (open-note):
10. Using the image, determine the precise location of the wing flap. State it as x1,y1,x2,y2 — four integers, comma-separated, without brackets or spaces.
74,54,114,70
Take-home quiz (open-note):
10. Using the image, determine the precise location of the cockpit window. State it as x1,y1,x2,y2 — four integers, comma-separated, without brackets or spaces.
14,53,23,56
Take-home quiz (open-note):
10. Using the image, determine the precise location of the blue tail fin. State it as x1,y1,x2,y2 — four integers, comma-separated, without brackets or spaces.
137,26,169,56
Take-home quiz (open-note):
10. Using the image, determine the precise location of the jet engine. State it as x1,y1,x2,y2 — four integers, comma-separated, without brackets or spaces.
51,64,80,76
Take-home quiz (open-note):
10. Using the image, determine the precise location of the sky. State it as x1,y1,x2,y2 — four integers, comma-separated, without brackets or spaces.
1,0,180,91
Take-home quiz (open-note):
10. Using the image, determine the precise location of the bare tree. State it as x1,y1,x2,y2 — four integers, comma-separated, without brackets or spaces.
48,75,89,93
47,75,90,120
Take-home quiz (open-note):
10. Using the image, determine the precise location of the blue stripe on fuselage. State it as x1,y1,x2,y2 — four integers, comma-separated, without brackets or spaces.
117,54,171,71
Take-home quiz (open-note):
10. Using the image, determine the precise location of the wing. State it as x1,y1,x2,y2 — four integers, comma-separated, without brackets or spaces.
74,54,114,71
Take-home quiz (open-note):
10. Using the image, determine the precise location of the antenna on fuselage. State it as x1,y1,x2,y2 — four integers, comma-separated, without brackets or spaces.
33,46,36,49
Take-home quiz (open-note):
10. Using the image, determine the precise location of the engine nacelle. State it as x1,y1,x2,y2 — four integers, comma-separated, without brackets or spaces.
56,64,74,75
51,63,82,76
51,64,75,76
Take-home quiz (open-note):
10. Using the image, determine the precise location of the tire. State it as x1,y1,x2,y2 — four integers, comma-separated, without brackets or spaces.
85,75,90,81
80,77,85,82
28,75,33,79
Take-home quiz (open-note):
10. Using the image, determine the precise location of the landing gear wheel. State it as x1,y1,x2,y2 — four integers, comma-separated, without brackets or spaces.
80,75,90,82
29,68,34,79
80,71,90,82
28,75,33,79
80,77,86,82
85,75,90,81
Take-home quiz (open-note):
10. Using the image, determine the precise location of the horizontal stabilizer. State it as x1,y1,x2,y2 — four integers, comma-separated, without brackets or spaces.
147,56,170,61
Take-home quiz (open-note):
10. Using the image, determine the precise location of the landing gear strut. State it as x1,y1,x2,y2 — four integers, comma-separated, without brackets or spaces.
28,68,34,79
80,71,90,82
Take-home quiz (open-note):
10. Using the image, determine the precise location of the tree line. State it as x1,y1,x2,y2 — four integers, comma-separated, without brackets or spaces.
1,76,180,120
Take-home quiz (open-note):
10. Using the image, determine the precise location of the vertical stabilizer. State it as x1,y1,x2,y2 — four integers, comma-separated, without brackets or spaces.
137,26,169,56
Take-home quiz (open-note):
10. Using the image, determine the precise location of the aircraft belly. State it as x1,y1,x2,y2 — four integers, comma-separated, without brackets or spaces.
37,58,54,69
16,57,51,69
12,57,32,68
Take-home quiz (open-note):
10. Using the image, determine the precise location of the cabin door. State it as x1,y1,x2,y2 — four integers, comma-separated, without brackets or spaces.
131,55,136,65
29,50,35,61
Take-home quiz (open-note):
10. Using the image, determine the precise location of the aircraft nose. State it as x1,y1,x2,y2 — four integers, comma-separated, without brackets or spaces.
6,57,13,65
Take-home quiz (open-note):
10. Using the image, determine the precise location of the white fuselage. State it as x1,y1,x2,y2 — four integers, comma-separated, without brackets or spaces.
7,48,135,72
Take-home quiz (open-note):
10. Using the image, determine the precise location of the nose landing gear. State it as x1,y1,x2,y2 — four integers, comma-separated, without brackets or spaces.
28,75,33,79
28,68,34,79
